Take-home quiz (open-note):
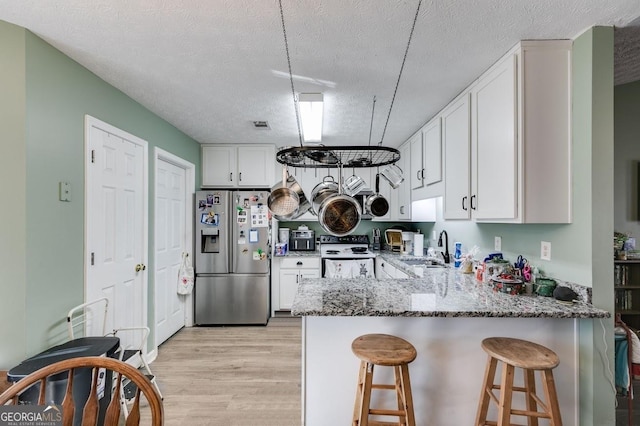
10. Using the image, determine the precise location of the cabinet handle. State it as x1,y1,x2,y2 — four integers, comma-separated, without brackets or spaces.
462,196,467,211
239,172,242,181
296,261,303,266
416,170,421,181
229,172,233,182
421,169,425,180
471,195,476,210
296,274,299,283
400,206,405,214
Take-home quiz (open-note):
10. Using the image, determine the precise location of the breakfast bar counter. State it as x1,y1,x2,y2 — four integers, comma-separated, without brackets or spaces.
291,266,609,426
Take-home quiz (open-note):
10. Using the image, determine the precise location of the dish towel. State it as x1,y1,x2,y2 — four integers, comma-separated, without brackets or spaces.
351,259,374,278
324,259,355,278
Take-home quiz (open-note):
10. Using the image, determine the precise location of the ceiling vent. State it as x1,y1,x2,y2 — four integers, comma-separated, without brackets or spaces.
252,121,271,129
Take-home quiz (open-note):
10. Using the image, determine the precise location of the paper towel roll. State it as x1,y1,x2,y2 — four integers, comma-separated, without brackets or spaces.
413,233,424,256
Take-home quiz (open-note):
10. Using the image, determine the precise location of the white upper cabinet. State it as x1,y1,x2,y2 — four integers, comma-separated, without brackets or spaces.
442,40,571,223
472,55,517,220
442,93,471,219
409,132,423,190
422,118,442,186
397,142,411,220
202,144,276,188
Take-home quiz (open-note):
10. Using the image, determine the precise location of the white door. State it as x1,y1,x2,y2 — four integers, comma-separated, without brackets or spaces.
85,116,148,352
154,157,187,345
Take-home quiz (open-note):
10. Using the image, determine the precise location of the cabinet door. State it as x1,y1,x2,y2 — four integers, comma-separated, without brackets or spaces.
397,142,411,220
237,145,275,187
300,269,320,280
422,118,442,185
473,56,517,220
409,133,423,190
376,259,393,279
443,93,471,219
202,146,236,187
279,269,300,310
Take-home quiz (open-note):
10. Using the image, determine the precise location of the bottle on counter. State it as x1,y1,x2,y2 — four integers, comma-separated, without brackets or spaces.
454,242,462,268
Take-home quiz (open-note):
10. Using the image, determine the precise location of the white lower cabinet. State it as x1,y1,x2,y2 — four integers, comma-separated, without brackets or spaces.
273,256,321,312
375,257,402,279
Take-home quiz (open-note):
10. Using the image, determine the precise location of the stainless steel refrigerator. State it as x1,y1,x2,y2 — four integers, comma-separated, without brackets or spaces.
194,190,270,325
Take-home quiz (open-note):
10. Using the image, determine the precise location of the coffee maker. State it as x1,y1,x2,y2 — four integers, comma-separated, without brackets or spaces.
372,228,381,250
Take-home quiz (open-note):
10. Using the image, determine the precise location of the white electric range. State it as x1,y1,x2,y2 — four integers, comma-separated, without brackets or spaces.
319,235,376,278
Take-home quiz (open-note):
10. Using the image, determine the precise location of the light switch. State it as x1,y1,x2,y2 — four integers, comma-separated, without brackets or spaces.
59,181,71,202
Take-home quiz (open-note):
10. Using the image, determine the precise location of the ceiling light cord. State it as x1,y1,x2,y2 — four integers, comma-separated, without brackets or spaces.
379,0,423,147
278,0,304,148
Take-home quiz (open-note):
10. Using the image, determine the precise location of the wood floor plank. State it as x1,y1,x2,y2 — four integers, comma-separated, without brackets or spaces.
140,319,302,425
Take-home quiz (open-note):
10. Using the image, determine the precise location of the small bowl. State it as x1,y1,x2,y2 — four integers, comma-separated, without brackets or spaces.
534,278,557,297
489,276,524,295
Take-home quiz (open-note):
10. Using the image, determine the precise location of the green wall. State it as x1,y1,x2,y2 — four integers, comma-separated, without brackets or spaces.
0,21,28,369
0,21,201,368
614,80,640,238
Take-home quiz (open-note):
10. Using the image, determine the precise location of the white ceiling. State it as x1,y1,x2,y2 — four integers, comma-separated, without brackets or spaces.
1,0,639,148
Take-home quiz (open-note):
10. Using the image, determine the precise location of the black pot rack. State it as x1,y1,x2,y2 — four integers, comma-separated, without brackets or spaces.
276,145,400,169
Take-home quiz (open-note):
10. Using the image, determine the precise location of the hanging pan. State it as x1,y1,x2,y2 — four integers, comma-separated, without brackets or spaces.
268,167,302,220
365,173,389,217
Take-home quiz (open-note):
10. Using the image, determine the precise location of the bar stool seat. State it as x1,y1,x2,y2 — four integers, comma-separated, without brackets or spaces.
351,334,417,426
475,337,562,426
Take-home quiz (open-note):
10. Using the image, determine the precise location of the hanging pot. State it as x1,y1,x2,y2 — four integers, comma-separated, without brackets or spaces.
365,174,389,217
317,194,362,237
268,168,306,220
310,176,339,215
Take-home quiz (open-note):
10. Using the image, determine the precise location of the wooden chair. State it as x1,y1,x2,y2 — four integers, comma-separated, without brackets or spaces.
0,356,163,426
67,297,163,416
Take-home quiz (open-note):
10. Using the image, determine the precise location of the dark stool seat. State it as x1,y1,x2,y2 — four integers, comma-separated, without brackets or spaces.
475,337,562,426
351,334,417,426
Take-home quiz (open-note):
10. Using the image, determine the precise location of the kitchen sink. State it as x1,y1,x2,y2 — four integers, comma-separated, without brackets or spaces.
400,259,445,268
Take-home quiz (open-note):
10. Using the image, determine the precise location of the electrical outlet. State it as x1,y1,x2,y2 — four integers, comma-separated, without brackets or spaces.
494,236,502,251
541,241,551,261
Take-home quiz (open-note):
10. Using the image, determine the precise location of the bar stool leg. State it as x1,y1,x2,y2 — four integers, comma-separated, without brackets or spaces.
393,366,406,425
524,369,539,426
399,364,416,426
498,363,515,426
355,362,374,426
353,361,366,425
541,369,563,426
475,356,498,426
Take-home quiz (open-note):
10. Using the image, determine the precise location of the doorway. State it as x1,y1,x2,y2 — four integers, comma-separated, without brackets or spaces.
153,148,195,347
84,115,148,352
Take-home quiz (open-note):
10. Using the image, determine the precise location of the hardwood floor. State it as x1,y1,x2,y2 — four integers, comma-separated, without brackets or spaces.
141,318,301,426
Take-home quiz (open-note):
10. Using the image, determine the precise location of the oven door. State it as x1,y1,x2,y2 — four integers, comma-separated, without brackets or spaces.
322,257,375,278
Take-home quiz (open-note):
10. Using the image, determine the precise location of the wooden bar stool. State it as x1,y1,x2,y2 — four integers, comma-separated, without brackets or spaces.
475,337,563,426
351,333,417,426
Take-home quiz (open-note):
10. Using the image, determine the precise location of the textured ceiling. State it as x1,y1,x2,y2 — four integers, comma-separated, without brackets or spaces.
0,1,639,148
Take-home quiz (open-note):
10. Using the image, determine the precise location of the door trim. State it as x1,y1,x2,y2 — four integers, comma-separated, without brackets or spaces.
84,114,149,348
153,147,196,336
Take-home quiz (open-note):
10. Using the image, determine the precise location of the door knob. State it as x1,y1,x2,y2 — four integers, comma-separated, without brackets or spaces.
135,264,146,272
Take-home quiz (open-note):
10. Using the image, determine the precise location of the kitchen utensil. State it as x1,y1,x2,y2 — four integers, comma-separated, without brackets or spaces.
317,194,362,237
379,164,404,189
311,175,339,215
365,174,389,217
268,167,300,219
343,174,366,196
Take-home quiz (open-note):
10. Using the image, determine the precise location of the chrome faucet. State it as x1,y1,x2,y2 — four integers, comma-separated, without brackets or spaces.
438,230,450,264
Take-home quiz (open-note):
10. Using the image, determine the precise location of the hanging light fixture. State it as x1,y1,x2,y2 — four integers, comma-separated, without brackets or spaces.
298,93,324,142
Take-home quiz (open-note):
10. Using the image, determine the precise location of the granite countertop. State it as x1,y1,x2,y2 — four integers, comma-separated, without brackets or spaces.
291,252,610,319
